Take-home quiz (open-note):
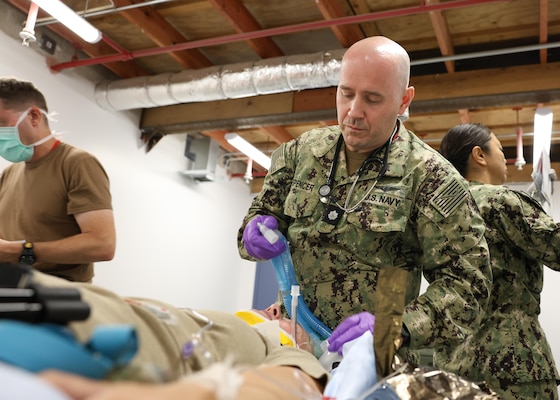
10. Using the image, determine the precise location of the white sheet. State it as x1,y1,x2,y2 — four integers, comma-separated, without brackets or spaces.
0,362,70,400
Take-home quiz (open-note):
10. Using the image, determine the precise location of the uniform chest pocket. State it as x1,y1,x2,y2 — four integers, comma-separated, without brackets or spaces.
346,189,412,233
284,183,321,219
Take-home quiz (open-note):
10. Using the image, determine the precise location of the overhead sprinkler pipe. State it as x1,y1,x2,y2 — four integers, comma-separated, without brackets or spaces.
20,2,39,46
515,126,526,170
243,158,253,184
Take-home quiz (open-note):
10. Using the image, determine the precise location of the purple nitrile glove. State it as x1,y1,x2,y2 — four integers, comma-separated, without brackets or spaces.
242,215,286,260
328,311,375,355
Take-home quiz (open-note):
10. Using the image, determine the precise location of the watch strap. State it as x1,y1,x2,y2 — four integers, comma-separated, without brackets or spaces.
19,241,36,265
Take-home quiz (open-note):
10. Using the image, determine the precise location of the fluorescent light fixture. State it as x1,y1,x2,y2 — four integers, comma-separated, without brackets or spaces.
225,133,271,170
532,106,554,213
32,0,102,44
533,106,553,166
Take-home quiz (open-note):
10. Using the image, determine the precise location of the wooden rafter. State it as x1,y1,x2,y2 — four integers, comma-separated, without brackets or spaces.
315,0,364,48
208,0,284,59
426,0,456,73
539,0,549,64
112,0,213,70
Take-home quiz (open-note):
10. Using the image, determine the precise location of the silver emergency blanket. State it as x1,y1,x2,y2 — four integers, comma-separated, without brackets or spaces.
365,362,499,400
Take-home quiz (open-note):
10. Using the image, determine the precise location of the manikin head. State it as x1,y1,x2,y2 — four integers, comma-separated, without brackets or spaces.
235,303,311,352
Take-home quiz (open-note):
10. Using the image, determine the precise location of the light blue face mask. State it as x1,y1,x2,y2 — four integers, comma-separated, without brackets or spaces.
0,108,54,163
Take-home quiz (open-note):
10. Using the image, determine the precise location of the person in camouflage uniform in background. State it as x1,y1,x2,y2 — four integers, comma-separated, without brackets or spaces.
439,122,560,399
237,36,492,377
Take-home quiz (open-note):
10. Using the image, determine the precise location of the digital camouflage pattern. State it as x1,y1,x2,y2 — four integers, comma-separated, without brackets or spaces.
434,182,560,399
237,123,492,355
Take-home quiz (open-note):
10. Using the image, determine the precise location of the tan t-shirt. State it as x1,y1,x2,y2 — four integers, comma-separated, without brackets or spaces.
0,142,112,282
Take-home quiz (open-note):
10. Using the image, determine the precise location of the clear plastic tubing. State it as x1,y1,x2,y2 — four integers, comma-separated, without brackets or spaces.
291,284,299,346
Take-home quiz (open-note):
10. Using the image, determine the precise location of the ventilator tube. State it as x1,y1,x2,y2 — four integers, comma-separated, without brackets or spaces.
258,224,332,345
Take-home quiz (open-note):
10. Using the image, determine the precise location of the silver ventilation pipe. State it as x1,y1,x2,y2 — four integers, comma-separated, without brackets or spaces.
94,49,345,111
94,41,560,112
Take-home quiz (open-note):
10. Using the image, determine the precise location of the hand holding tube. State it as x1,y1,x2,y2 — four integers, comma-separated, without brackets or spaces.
242,215,286,260
327,311,375,355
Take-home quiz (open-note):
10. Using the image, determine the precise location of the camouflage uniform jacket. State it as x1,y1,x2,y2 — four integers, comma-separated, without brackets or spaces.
237,124,491,351
434,182,560,384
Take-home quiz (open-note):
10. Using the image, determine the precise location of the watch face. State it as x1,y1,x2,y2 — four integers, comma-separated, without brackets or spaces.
24,242,33,249
19,256,35,265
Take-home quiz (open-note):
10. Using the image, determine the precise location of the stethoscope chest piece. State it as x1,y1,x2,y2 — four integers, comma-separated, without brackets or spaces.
318,184,331,203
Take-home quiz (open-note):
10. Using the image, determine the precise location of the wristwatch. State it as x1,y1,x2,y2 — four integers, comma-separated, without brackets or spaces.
19,241,36,265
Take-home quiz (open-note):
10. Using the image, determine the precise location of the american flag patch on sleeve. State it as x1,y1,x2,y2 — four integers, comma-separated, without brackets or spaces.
430,179,469,218
269,148,285,174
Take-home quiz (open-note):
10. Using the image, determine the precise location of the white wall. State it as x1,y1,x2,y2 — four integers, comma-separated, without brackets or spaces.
0,29,257,313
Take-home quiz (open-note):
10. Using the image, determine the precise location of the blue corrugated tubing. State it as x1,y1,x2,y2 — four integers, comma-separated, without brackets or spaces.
270,234,332,342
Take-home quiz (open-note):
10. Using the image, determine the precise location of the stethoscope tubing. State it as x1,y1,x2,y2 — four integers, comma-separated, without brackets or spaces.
319,125,397,204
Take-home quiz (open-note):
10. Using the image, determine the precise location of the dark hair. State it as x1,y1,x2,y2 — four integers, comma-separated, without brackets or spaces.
0,77,48,112
439,123,492,177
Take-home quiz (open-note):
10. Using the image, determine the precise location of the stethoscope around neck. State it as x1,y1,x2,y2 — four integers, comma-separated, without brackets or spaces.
318,125,397,204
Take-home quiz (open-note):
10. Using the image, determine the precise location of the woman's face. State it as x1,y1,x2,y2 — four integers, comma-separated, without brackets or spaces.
484,133,508,185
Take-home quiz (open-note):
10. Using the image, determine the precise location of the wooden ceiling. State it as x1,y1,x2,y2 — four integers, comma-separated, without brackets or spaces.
3,0,560,185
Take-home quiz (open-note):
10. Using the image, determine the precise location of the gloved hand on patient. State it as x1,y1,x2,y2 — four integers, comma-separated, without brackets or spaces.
328,311,375,355
243,215,286,260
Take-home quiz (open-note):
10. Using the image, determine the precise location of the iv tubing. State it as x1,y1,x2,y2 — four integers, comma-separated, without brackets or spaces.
291,285,299,347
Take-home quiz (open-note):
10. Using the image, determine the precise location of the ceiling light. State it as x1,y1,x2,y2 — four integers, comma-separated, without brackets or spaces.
31,0,102,44
533,106,553,166
225,133,271,170
531,106,554,212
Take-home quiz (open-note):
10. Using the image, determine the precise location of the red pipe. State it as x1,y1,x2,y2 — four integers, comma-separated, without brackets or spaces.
50,0,509,72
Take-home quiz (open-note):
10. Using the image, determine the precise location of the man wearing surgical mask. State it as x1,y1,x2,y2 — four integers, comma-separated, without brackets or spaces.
0,77,116,282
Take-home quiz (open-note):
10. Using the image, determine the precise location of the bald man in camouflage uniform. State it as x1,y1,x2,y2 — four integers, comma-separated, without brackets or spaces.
238,36,492,377
439,122,560,399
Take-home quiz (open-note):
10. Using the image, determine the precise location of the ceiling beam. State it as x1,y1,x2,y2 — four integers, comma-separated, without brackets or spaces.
344,0,382,37
208,0,284,59
112,0,213,69
412,63,560,102
261,126,294,144
315,0,364,48
140,62,560,132
539,0,549,64
425,0,456,73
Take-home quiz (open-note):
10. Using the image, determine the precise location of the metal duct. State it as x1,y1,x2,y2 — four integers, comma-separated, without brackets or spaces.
94,49,345,111
94,40,560,112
